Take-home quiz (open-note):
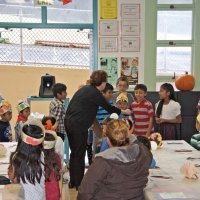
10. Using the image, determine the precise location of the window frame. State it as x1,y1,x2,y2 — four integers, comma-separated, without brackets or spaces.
156,2,195,77
0,1,98,71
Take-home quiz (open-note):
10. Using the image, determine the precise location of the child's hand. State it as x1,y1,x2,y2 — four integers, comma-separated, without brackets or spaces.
155,117,161,124
156,117,166,124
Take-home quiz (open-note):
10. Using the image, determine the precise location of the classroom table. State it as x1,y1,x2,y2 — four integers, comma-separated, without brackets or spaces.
145,140,200,200
0,142,23,199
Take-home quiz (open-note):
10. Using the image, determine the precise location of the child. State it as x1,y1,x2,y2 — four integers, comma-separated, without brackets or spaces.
8,119,45,200
49,83,67,141
131,84,154,137
94,83,114,154
77,119,152,200
43,130,61,200
116,92,131,119
137,136,157,169
42,116,64,165
15,99,30,141
112,76,134,107
0,100,12,142
96,83,114,126
190,103,200,150
155,83,182,140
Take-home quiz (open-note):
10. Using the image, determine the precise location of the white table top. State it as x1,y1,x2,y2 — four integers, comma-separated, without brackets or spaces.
145,140,200,200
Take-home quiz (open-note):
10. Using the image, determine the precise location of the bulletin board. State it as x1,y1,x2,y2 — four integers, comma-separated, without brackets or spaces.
98,0,145,88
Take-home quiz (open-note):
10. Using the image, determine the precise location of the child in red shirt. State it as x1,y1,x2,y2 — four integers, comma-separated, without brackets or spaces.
43,130,61,200
131,84,154,137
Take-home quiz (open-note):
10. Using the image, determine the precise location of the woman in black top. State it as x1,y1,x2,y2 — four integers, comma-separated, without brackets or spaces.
65,70,131,188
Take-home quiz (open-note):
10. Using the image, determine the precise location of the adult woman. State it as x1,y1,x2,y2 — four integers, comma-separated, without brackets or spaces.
64,70,131,188
77,119,152,200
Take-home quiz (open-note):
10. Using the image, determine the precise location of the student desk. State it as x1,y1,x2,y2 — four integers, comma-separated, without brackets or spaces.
0,142,23,199
145,140,200,200
27,97,70,163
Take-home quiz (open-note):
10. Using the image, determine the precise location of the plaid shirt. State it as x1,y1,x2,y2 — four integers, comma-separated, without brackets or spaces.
49,98,66,135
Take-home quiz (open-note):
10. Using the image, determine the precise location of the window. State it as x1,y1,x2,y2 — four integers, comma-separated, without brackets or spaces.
47,0,93,23
0,28,91,68
0,0,94,69
0,1,41,23
158,0,193,4
156,1,194,76
0,0,93,24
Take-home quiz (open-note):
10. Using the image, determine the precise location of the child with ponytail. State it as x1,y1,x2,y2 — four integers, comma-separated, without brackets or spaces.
155,83,182,140
8,119,45,200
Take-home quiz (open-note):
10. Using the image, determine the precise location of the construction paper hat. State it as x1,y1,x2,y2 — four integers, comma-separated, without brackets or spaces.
21,119,45,146
0,100,12,116
17,100,30,112
43,130,57,150
116,93,128,103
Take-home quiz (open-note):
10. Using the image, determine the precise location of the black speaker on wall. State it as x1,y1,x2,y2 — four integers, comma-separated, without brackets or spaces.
39,74,55,98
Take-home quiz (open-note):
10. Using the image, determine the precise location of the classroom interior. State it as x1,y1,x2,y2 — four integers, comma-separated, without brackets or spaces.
0,0,200,199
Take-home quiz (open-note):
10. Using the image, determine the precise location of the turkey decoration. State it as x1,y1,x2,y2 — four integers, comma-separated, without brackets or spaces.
175,72,195,91
63,0,72,5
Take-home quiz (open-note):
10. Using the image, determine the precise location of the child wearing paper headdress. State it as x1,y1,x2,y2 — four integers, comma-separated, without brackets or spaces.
8,119,46,200
0,100,12,142
42,116,64,165
43,130,61,200
14,99,30,141
190,101,200,150
116,93,131,119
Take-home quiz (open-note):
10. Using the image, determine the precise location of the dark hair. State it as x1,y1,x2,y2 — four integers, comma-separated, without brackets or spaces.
156,83,176,118
43,133,61,182
22,125,44,139
20,107,30,114
102,83,114,93
90,70,107,87
42,116,56,126
134,84,147,93
116,76,129,87
10,125,44,184
137,136,151,150
52,83,67,97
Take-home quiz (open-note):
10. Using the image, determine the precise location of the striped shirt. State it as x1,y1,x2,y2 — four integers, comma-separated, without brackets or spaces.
131,99,154,136
96,100,112,127
190,133,200,150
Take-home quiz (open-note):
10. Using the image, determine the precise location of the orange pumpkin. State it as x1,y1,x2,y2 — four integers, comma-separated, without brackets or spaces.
175,72,195,91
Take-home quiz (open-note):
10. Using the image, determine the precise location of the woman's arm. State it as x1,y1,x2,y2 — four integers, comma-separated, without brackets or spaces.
92,90,121,115
77,157,109,200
